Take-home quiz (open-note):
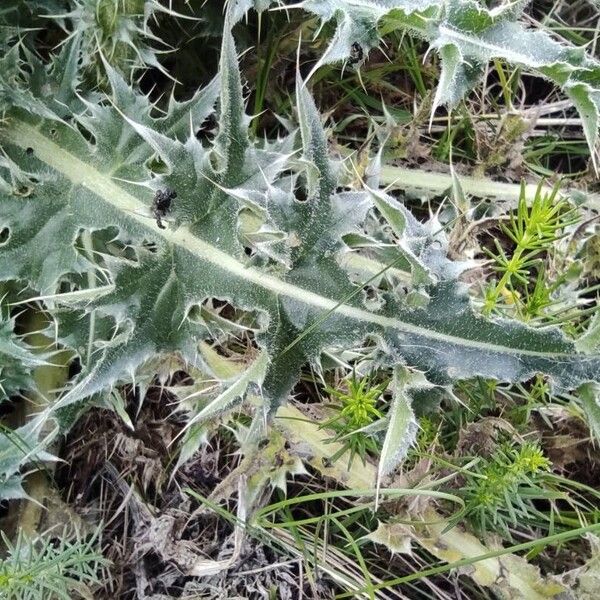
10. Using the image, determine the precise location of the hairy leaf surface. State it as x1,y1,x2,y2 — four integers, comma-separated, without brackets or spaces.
0,16,599,428
295,0,600,165
0,421,58,501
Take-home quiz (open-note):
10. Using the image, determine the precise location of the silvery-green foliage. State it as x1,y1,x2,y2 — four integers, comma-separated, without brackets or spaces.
0,292,55,500
578,383,600,445
37,0,169,84
295,0,600,166
0,302,47,403
0,0,64,44
228,0,280,22
1,6,600,478
378,367,425,484
0,420,58,501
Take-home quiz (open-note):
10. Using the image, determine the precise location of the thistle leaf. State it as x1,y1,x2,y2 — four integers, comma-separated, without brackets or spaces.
578,383,600,444
432,43,483,115
183,350,269,431
1,14,599,427
292,0,600,164
377,367,421,486
0,420,58,501
0,306,47,402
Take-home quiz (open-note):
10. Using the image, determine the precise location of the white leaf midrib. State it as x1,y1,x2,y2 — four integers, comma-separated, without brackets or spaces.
5,119,574,360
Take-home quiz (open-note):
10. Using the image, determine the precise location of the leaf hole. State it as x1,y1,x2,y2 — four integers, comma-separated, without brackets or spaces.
200,297,264,338
187,304,202,323
14,185,33,197
146,155,168,175
364,285,377,301
363,285,386,310
75,121,96,145
195,114,217,143
294,186,307,202
68,356,82,380
57,279,82,294
25,147,34,155
143,240,158,253
74,228,146,287
0,227,10,245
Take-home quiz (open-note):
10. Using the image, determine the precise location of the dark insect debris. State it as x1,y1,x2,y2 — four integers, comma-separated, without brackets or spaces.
349,42,364,65
152,188,177,229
